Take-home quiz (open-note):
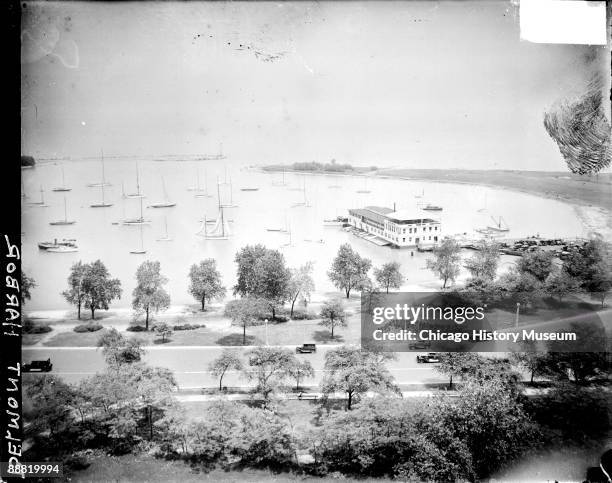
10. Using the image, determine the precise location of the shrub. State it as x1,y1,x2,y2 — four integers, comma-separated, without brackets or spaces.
73,323,103,333
24,319,52,334
63,454,90,471
173,323,204,331
289,310,317,320
126,324,148,332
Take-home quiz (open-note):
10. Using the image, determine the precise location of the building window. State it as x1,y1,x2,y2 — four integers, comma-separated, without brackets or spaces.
434,236,438,242
402,237,405,242
434,226,438,231
429,236,431,240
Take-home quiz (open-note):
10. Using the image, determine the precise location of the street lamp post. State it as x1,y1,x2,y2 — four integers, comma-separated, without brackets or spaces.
515,302,520,328
265,319,268,346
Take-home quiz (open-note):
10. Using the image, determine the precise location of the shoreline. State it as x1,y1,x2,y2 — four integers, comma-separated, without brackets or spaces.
257,166,612,239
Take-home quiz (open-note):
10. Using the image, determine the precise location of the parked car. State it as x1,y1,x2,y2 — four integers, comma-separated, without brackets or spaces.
23,358,53,372
296,343,317,354
416,353,440,364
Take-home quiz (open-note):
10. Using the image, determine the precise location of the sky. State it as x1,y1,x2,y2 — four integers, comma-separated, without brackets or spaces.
21,1,609,170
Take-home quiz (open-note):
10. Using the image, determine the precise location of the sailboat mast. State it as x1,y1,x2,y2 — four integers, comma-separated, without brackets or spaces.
40,185,44,204
63,196,68,222
136,163,141,195
62,165,66,189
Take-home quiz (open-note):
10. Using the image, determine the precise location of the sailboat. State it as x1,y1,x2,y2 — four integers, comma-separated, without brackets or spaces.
281,220,293,247
28,185,47,206
124,163,145,199
90,181,112,208
21,177,27,199
196,179,231,239
156,217,173,242
487,216,509,233
219,176,238,208
123,196,151,225
148,177,176,208
356,177,371,194
129,224,147,254
271,168,287,187
87,150,112,188
52,164,71,192
291,177,311,207
477,192,487,213
38,238,78,252
50,196,76,225
198,143,226,161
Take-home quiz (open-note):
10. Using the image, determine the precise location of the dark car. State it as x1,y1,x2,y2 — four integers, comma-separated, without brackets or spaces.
409,342,431,350
23,359,53,372
416,353,440,364
296,343,316,354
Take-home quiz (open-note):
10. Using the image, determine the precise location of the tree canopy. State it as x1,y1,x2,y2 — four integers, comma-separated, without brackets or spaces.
327,243,372,298
373,261,404,293
68,260,122,320
188,259,226,311
132,260,170,330
426,237,461,288
319,298,348,339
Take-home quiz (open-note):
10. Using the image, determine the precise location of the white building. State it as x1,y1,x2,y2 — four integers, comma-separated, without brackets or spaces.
347,205,441,248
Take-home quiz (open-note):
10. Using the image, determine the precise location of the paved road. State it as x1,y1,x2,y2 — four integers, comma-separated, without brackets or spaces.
22,345,446,388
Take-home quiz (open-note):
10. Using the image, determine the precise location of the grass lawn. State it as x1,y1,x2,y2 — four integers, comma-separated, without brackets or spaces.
43,329,113,347
72,453,367,482
22,332,49,345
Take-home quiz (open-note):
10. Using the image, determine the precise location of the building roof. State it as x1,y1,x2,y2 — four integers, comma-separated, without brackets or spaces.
387,210,438,224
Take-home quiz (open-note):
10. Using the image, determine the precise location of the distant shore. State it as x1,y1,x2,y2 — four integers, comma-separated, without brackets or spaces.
259,166,612,239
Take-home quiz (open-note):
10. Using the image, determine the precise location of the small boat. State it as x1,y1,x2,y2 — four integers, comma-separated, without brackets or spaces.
87,150,112,188
271,169,287,187
487,216,509,232
156,217,173,242
28,185,48,207
50,196,76,225
422,204,443,211
197,181,232,240
38,238,77,250
188,168,212,198
123,163,145,199
148,177,176,208
240,187,259,192
356,177,371,194
323,216,349,226
129,224,147,254
52,164,71,192
218,176,238,208
122,197,150,225
47,245,78,253
90,150,113,207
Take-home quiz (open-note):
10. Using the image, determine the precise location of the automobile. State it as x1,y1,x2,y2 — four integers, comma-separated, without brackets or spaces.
416,353,441,364
296,343,317,354
23,359,53,372
408,342,431,350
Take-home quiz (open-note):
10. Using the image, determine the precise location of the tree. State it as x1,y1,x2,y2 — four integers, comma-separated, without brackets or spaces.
328,243,372,298
188,259,226,311
23,375,76,439
286,262,315,317
496,268,543,310
224,297,267,345
319,299,348,339
563,237,609,286
245,346,295,402
154,322,173,343
544,269,580,301
285,359,314,390
510,345,547,384
434,352,481,389
464,240,500,280
374,261,404,293
426,237,461,289
320,346,399,410
132,261,171,330
21,271,36,305
62,261,87,319
427,380,539,477
517,249,555,282
209,349,243,391
80,260,122,320
233,245,291,319
589,259,612,307
97,328,146,367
